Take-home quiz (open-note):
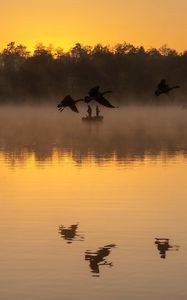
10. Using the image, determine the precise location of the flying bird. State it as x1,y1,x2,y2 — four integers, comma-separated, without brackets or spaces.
57,95,83,113
84,86,117,108
155,79,180,96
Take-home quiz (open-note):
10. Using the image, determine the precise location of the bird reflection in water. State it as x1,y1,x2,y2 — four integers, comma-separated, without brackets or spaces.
155,238,180,259
85,244,116,277
58,223,84,244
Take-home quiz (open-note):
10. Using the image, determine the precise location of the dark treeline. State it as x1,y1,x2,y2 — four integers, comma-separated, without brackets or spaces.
0,41,187,104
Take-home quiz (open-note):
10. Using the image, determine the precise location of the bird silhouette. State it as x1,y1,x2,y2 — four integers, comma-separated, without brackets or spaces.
155,238,180,259
85,244,116,276
84,86,117,108
155,79,180,96
57,95,83,113
58,224,84,243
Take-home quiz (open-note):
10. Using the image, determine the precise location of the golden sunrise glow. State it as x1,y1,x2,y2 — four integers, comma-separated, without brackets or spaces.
1,0,187,51
1,151,187,232
1,149,187,295
1,151,187,203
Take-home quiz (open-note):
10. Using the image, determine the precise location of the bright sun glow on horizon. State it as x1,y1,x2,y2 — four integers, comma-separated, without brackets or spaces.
1,0,187,52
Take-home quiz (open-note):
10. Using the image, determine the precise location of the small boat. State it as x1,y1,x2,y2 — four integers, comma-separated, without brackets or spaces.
82,116,104,122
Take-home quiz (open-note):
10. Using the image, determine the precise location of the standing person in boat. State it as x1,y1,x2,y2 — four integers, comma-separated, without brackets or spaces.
96,105,100,117
87,105,92,118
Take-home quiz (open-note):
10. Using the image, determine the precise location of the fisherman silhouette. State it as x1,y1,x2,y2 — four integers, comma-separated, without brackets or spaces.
58,224,84,243
155,238,180,259
155,79,180,96
85,244,116,276
87,105,92,118
96,105,100,117
57,86,118,116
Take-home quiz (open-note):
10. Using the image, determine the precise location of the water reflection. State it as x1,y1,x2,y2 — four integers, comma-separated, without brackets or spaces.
85,244,116,277
58,224,84,243
1,106,187,166
155,238,180,259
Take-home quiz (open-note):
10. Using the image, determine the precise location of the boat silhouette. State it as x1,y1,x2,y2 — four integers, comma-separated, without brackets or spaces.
82,115,104,122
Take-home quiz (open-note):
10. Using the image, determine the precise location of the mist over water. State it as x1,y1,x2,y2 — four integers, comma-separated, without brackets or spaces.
0,105,187,165
1,105,187,300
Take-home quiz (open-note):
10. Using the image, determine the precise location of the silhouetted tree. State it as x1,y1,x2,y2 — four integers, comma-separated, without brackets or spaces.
0,41,186,104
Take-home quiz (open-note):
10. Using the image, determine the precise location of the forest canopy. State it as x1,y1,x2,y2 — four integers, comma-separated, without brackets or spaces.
0,42,186,104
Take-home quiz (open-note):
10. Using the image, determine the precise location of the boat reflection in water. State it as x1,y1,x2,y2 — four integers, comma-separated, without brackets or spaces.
155,238,180,259
1,107,187,299
2,106,187,167
85,244,116,277
58,224,84,244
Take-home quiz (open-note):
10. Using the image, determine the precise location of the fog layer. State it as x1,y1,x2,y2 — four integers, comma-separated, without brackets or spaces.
0,106,187,165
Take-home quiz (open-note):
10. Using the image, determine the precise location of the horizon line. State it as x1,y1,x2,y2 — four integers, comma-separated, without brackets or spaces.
1,41,186,55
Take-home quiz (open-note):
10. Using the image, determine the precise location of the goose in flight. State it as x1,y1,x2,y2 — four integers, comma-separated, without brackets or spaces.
57,95,83,113
155,79,180,96
84,86,117,108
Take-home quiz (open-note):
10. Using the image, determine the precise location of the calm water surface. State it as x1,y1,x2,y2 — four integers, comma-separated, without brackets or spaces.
0,106,187,299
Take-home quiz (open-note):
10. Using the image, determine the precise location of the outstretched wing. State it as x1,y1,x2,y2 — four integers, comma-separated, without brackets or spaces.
57,95,72,108
102,90,112,95
69,103,79,113
96,96,116,108
89,86,100,97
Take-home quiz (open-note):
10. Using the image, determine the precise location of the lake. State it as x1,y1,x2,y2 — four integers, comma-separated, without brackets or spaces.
0,106,187,300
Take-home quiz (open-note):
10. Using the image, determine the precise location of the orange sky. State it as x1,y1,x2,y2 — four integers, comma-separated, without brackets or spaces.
1,0,187,51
